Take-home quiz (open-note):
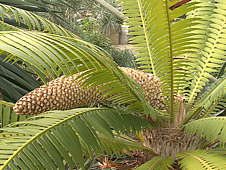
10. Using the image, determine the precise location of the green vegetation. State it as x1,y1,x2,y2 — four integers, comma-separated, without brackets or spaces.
0,0,225,169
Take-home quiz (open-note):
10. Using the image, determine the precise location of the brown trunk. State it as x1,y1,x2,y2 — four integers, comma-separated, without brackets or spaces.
141,97,203,157
142,128,203,157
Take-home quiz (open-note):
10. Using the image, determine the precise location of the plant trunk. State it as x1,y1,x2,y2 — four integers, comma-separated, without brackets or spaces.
140,97,205,157
142,128,203,157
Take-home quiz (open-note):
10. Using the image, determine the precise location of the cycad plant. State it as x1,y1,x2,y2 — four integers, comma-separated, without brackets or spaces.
0,0,225,169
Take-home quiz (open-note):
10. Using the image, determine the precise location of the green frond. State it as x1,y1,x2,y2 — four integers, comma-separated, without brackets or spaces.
136,156,174,170
0,0,71,8
0,101,28,128
118,0,203,118
0,108,151,169
195,98,226,119
177,150,226,170
0,31,162,120
186,0,226,104
0,3,77,37
98,134,155,156
0,61,40,102
80,68,162,119
183,117,226,144
0,32,92,80
208,99,225,116
118,0,155,74
208,148,226,155
196,77,226,110
217,62,226,79
0,21,19,31
185,77,226,121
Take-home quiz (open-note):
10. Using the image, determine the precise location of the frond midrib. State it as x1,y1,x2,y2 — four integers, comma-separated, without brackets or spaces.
164,0,174,120
0,108,99,168
184,77,226,122
188,9,226,104
136,0,156,75
182,152,216,169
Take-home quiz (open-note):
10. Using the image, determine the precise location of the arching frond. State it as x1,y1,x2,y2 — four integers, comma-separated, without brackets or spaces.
0,101,28,128
185,77,226,122
194,77,226,110
177,150,226,170
186,0,226,104
0,108,151,169
208,99,225,116
183,117,226,144
118,0,202,117
209,148,226,155
0,21,19,31
136,156,174,170
0,31,163,120
191,98,226,119
0,3,77,37
0,61,40,102
0,0,71,7
0,32,89,80
98,134,155,156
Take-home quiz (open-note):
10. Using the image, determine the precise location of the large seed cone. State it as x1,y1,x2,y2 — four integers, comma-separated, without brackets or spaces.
13,67,165,115
119,67,165,110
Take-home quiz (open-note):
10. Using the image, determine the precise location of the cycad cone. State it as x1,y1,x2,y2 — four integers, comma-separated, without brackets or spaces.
13,67,165,115
13,67,201,157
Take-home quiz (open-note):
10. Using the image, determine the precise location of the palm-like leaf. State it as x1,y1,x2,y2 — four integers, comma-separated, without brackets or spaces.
1,0,123,19
0,21,19,31
208,99,225,116
186,0,226,104
0,0,71,8
99,134,155,155
185,77,226,121
177,150,226,170
0,0,50,12
0,101,28,128
118,0,226,121
0,61,40,102
0,3,77,37
0,31,162,119
209,148,226,155
118,0,204,117
0,108,150,169
183,117,226,144
0,0,225,168
136,156,174,170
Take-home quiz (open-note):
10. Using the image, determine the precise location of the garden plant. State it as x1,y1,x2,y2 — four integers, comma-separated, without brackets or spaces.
0,0,225,169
